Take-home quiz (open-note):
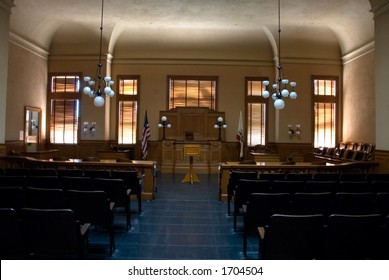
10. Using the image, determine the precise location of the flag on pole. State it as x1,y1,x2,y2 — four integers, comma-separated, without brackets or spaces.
141,110,151,160
237,111,244,160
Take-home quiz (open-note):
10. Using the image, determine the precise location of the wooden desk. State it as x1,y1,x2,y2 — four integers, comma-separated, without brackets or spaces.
218,161,378,201
21,149,59,160
0,156,157,200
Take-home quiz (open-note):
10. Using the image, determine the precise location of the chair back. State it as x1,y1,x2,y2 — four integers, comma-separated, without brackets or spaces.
20,208,86,258
60,176,94,191
0,208,23,258
263,214,325,259
25,187,65,209
325,214,384,259
0,187,24,210
291,192,333,216
28,176,61,189
333,192,377,215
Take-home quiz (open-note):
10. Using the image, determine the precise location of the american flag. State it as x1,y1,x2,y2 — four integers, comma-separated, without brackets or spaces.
141,111,151,159
237,111,244,160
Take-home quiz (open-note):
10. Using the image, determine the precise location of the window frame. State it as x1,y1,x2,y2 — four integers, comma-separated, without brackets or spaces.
311,75,340,148
116,75,140,145
167,75,218,110
47,73,82,145
245,77,269,147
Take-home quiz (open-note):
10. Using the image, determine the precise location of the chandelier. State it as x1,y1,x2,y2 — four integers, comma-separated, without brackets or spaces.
262,0,297,110
82,0,114,107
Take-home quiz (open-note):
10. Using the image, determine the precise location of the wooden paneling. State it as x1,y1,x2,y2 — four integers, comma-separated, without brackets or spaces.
159,107,224,141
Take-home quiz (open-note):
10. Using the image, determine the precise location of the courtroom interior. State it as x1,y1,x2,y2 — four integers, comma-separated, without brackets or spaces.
1,0,389,260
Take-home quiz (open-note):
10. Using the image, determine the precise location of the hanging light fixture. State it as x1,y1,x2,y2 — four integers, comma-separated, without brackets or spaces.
262,0,297,110
82,0,114,107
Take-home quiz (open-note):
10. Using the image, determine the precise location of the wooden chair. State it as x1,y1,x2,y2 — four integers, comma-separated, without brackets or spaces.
0,208,24,259
243,192,291,256
29,168,58,177
111,170,142,213
332,192,377,215
21,208,90,259
93,178,132,230
0,187,24,211
227,171,258,215
260,214,326,259
233,179,271,231
66,190,115,255
324,214,384,259
24,187,66,209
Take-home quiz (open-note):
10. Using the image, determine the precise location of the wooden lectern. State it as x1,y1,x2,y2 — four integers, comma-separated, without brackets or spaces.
181,145,201,184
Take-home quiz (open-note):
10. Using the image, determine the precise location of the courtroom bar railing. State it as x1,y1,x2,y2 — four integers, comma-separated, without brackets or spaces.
218,160,378,202
0,156,157,200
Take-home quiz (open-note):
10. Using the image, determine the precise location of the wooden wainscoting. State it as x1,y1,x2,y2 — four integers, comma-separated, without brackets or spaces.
373,150,389,173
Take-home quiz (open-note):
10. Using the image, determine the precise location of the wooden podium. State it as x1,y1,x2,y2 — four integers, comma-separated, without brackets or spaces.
181,145,201,184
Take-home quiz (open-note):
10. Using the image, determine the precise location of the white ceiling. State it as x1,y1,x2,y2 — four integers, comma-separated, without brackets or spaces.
9,0,375,57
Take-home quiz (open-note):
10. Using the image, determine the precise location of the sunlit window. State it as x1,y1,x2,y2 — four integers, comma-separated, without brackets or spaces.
117,77,139,144
168,76,217,110
246,78,267,146
313,77,338,148
49,74,80,144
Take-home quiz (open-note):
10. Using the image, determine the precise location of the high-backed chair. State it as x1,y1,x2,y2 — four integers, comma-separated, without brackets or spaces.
261,214,326,259
376,192,389,216
285,173,313,182
333,192,377,215
93,178,132,230
243,192,291,256
304,180,337,193
259,173,286,181
324,214,384,259
60,176,94,191
0,208,23,259
20,208,90,259
28,176,61,189
24,187,66,209
56,169,84,178
0,175,28,188
0,187,24,211
312,173,339,182
84,169,111,179
66,190,115,255
227,171,258,215
29,169,58,177
336,181,372,193
268,180,305,194
233,179,271,231
4,168,30,176
291,192,333,216
111,170,142,213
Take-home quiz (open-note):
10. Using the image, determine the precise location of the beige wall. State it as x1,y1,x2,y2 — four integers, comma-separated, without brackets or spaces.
6,42,47,142
343,50,375,144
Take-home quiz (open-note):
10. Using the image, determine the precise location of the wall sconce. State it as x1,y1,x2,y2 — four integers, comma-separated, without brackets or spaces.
31,119,38,129
158,116,171,140
214,116,227,141
288,124,301,136
83,122,96,134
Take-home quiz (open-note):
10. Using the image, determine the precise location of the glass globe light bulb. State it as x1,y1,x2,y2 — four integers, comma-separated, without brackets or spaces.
274,98,285,110
289,91,297,99
94,96,105,107
83,87,91,95
262,90,270,98
281,89,289,97
104,86,112,95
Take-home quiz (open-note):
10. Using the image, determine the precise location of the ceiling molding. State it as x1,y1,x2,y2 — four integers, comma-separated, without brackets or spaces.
0,0,14,13
370,0,389,18
9,32,49,60
342,41,375,64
